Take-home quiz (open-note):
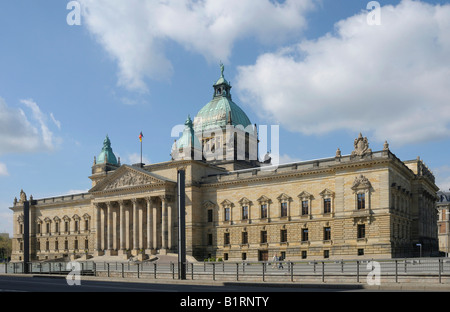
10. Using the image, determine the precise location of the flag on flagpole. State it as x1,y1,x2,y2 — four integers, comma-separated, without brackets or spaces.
139,132,144,142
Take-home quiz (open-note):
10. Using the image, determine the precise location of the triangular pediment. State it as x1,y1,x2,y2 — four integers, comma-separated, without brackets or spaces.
90,165,172,193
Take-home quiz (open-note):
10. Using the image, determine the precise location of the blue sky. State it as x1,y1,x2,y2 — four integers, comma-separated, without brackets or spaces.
1,0,449,235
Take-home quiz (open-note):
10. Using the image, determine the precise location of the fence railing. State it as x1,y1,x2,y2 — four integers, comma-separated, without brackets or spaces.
2,258,450,284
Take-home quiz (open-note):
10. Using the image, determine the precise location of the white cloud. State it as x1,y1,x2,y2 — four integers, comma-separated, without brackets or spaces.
0,162,8,177
434,165,450,192
125,153,151,165
20,99,56,151
78,0,316,92
50,113,61,130
0,97,61,155
236,0,450,146
279,154,302,165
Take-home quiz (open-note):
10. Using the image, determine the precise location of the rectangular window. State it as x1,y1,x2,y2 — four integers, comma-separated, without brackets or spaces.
261,204,268,219
55,223,59,233
75,221,79,231
55,241,59,250
242,231,248,244
224,232,230,245
302,200,309,215
85,219,89,231
261,230,267,243
242,253,247,261
324,250,329,258
85,239,89,250
242,206,249,220
357,224,366,239
358,248,364,256
65,222,69,233
281,202,288,217
324,198,331,214
324,227,331,241
37,224,41,234
46,223,50,234
224,208,230,221
357,193,366,210
207,209,213,222
208,234,213,246
301,228,309,242
301,250,307,259
280,229,287,242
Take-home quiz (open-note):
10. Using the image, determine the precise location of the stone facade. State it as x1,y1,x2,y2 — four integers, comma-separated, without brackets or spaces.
437,191,450,255
9,136,439,262
9,68,440,262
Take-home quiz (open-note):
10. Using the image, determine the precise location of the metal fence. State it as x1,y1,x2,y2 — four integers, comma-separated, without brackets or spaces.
3,258,450,284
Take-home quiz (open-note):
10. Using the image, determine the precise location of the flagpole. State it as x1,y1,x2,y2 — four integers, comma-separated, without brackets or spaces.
139,132,143,167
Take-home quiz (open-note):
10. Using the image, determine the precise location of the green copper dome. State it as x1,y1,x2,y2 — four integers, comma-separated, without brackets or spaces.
194,64,252,132
97,135,118,165
177,116,202,150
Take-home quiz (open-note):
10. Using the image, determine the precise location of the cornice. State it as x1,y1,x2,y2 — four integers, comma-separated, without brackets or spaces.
201,156,393,188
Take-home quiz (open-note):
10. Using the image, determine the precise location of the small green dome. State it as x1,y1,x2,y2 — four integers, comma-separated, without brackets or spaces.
177,116,202,150
97,135,118,165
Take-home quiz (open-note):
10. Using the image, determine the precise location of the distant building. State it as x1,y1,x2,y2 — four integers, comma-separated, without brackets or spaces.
437,191,450,255
10,66,440,262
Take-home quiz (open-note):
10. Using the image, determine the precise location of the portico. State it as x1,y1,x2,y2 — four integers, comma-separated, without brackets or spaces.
94,194,175,258
89,164,177,258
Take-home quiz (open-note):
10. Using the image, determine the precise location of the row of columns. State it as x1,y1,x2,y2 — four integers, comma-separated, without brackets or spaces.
94,195,175,256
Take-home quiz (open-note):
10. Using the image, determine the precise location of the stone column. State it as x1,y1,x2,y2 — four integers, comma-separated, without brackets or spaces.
132,198,139,253
106,202,113,255
102,205,107,251
167,200,173,250
139,201,145,251
146,197,153,253
119,200,126,253
94,203,103,256
161,196,167,251
153,199,158,250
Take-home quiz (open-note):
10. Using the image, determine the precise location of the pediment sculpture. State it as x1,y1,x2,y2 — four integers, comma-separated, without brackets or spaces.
352,174,372,190
104,171,154,191
351,133,372,157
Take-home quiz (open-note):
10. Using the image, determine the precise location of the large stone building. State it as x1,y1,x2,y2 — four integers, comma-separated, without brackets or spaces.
10,66,440,262
437,191,450,256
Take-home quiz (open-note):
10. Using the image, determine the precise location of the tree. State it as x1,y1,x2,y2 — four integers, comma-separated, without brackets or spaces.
0,236,12,261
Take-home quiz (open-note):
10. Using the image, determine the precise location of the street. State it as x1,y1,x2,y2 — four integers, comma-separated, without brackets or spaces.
0,275,345,293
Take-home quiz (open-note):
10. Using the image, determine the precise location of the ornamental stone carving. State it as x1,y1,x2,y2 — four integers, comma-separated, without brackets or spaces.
351,133,372,157
19,189,27,203
352,174,372,190
104,171,153,190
